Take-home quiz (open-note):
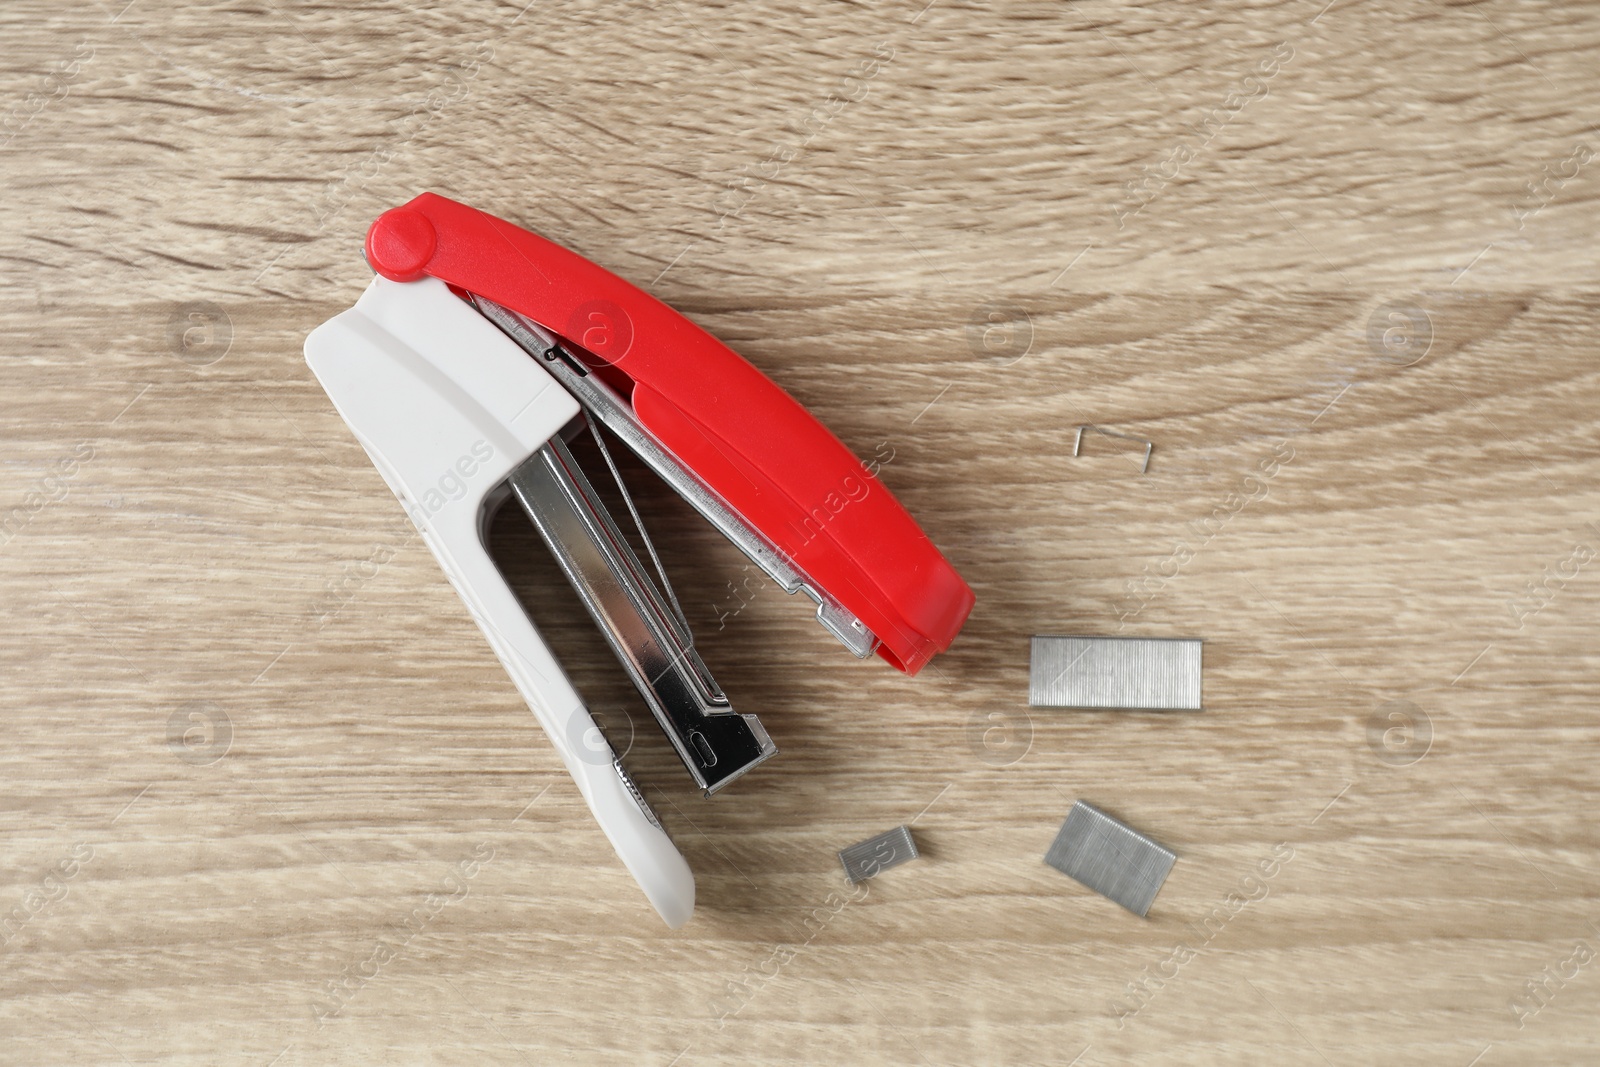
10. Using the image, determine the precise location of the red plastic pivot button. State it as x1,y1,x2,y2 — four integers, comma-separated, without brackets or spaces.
366,207,438,283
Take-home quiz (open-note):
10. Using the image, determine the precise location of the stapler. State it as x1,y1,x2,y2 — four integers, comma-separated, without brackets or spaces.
304,193,974,926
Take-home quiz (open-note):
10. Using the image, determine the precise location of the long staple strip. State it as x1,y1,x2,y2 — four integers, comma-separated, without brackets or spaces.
1028,635,1202,710
839,825,919,884
1045,801,1176,917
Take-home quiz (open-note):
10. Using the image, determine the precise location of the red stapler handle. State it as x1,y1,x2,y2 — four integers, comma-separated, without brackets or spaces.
365,192,973,674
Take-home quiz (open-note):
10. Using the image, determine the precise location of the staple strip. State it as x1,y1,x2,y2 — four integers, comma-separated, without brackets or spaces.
838,825,919,884
1028,635,1202,710
1044,801,1176,917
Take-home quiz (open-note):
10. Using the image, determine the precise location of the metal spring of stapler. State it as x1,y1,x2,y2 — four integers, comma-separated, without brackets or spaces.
304,193,974,926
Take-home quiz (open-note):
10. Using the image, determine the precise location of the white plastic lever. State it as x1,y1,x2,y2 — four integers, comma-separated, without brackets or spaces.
305,275,694,928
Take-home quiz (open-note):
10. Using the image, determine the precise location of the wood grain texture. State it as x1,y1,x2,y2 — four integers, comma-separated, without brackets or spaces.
2,0,1599,1064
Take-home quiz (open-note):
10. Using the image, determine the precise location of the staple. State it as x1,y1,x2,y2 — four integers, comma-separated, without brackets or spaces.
839,825,919,884
1073,424,1153,473
1045,801,1175,917
1029,635,1202,710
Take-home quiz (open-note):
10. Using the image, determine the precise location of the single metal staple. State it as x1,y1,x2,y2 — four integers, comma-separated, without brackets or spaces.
1073,424,1153,473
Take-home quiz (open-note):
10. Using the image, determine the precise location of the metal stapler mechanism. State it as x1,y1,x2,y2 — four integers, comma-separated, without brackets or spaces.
304,193,974,926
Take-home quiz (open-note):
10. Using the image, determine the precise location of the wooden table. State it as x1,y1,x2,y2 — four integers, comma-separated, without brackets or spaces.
3,1,1597,1063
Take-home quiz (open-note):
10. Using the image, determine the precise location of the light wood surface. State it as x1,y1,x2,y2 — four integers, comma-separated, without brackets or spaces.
3,1,1599,1064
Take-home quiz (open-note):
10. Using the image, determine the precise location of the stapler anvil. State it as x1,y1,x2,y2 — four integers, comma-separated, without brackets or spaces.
304,192,974,926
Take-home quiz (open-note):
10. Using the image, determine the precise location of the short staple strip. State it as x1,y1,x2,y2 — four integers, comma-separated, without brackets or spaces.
1045,801,1176,917
1029,635,1202,710
839,825,919,884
